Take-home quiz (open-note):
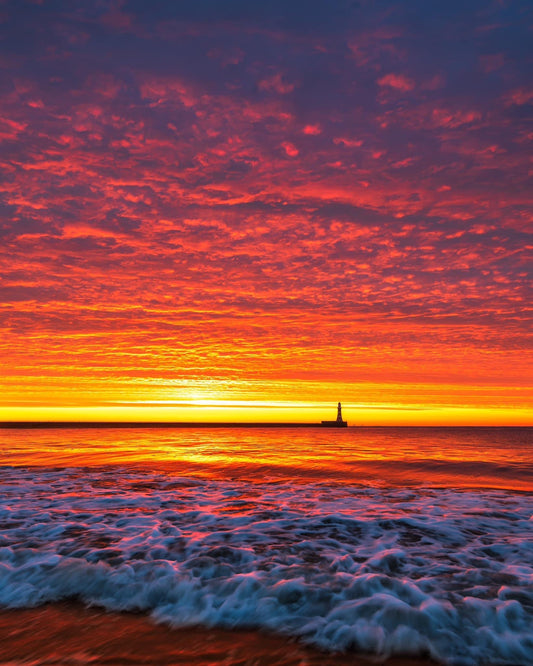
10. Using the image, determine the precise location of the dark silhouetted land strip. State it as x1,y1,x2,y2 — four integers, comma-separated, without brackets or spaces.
0,421,346,429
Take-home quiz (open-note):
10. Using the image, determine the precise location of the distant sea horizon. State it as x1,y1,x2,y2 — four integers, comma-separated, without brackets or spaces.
1,420,531,427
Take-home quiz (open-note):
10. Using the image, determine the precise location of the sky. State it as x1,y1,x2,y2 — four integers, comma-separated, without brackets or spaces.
0,0,532,425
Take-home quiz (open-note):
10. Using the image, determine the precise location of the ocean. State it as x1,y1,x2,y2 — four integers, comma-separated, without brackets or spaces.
0,426,532,665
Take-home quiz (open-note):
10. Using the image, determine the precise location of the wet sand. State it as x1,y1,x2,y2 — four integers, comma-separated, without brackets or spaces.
0,603,437,665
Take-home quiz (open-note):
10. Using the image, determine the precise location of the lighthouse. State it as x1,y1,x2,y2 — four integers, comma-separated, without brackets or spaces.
321,402,348,427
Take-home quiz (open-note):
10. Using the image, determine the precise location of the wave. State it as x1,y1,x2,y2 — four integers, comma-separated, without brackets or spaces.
341,458,533,489
1,467,532,665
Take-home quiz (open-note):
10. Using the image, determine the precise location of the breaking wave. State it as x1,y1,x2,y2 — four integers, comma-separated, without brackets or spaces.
1,466,532,665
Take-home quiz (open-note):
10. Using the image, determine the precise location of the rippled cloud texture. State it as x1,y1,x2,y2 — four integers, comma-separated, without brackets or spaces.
0,0,531,421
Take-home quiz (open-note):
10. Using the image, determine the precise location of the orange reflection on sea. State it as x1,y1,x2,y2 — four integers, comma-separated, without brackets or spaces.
1,426,531,491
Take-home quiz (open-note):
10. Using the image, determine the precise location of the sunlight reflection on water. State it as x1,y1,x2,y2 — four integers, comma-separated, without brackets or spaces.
1,426,531,490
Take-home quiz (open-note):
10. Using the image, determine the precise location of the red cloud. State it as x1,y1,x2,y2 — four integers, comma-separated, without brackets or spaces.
431,108,482,128
302,124,322,135
281,141,299,157
140,77,198,108
333,137,363,148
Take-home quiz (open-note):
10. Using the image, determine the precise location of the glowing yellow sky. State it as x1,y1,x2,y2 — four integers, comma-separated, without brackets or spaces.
2,378,531,425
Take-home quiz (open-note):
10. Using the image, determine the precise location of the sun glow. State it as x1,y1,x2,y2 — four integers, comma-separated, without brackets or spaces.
1,373,532,425
1,400,531,427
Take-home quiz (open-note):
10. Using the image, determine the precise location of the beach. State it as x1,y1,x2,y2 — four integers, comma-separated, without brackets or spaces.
0,603,437,665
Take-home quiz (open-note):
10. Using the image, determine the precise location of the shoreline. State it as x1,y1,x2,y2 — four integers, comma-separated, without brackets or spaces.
0,603,438,666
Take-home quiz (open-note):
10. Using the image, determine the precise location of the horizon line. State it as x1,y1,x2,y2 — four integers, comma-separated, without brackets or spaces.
1,421,530,429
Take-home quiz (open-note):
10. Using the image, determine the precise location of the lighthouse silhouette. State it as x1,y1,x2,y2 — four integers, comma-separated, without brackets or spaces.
321,402,348,427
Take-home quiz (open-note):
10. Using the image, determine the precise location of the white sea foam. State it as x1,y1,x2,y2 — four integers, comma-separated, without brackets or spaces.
0,467,532,665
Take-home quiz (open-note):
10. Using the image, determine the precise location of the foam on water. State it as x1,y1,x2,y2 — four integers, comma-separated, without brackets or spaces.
1,466,532,665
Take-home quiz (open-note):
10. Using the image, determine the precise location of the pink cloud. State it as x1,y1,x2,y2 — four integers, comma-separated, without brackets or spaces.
87,74,123,99
348,28,405,68
431,108,482,128
377,73,415,91
100,1,138,34
302,124,322,135
0,117,27,141
139,76,197,108
333,137,363,148
258,73,295,95
421,74,446,90
505,87,533,106
281,141,299,157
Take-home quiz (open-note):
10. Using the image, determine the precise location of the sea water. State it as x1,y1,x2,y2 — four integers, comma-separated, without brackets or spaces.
0,427,532,665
